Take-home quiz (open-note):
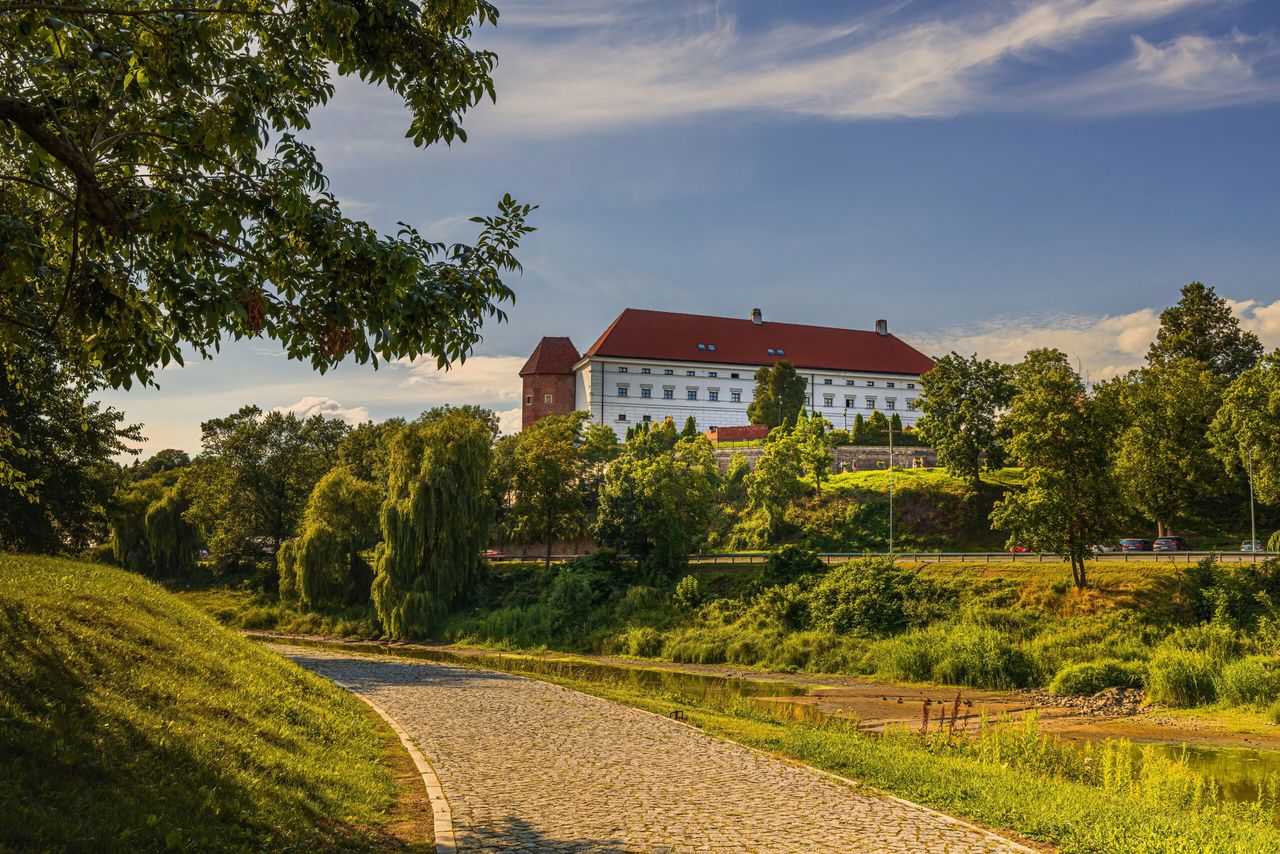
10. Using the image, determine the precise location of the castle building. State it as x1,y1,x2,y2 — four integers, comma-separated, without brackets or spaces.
521,308,935,437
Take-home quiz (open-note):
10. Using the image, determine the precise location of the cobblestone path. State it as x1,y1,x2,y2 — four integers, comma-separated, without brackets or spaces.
275,645,1028,853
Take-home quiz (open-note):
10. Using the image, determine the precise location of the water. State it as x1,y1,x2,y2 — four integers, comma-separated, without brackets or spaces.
285,637,1280,813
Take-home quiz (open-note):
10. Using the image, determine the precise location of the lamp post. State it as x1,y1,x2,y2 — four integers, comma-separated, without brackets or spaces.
1248,447,1257,563
888,416,894,555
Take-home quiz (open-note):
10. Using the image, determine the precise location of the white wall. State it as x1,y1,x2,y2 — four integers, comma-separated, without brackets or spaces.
575,357,925,439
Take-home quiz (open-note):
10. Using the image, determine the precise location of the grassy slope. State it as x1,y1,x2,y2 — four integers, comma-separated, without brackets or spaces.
0,555,400,852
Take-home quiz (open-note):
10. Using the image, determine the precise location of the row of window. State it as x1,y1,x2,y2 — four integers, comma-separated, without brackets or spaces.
526,393,556,405
617,386,742,402
613,365,914,389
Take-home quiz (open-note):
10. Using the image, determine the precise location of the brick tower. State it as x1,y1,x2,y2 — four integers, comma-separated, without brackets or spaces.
519,336,580,430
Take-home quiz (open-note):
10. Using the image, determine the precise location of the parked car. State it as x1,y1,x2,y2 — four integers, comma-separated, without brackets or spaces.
1153,536,1190,552
1243,540,1264,552
1090,544,1119,553
1120,538,1153,552
1009,545,1030,553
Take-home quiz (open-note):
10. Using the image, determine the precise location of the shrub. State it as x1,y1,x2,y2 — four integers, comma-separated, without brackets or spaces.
808,557,934,636
662,626,731,664
763,546,823,587
672,575,702,610
1268,699,1280,725
1146,647,1218,706
1182,557,1280,629
1270,530,1280,554
615,585,664,620
1216,656,1280,707
750,583,809,631
1048,659,1139,696
930,623,1034,689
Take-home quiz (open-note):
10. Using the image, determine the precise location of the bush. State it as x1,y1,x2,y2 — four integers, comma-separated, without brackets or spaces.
763,546,823,587
672,575,702,610
1048,659,1140,696
1216,655,1280,707
808,557,935,636
618,626,663,657
1268,699,1280,724
871,621,1033,689
1146,647,1218,706
614,585,664,620
1182,557,1280,629
750,583,809,631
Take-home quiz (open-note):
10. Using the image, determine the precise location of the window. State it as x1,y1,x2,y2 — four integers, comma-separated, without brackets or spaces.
823,394,834,407
865,397,876,409
663,389,674,400
544,393,553,404
640,387,652,399
641,367,651,374
697,343,707,351
687,389,698,400
907,383,915,389
616,385,628,398
777,349,785,356
846,379,856,385
617,413,627,422
708,344,717,351
708,371,717,378
730,391,742,402
886,381,895,388
686,370,696,377
906,399,917,411
663,369,674,375
865,380,875,387
708,390,719,401
642,414,652,423
730,373,740,379
618,366,628,373
525,394,533,405
805,396,812,406
845,397,855,408
767,348,776,356
886,398,896,410
823,378,833,385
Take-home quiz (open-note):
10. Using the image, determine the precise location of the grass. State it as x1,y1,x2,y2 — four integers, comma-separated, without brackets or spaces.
0,554,413,851
823,466,1024,495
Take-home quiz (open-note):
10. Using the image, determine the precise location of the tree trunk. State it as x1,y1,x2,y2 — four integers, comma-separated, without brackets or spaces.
545,513,554,570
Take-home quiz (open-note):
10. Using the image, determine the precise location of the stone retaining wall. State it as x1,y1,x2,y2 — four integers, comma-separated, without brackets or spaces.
714,444,937,473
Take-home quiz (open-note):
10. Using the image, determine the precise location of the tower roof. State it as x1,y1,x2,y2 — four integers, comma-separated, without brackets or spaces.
520,336,581,376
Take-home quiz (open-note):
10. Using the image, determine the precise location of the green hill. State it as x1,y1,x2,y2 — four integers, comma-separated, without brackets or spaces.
0,555,403,851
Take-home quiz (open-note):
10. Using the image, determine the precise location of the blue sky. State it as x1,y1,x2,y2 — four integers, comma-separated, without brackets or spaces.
99,0,1280,454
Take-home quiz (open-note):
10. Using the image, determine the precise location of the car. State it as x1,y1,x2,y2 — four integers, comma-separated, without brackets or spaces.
1090,544,1118,553
483,549,504,559
1009,545,1030,553
1243,540,1264,552
1120,538,1153,552
1153,536,1190,552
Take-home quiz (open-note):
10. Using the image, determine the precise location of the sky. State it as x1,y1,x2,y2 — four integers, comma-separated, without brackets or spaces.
98,0,1280,455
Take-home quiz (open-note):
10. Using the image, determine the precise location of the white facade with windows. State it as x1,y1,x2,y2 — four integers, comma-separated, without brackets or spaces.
575,356,926,439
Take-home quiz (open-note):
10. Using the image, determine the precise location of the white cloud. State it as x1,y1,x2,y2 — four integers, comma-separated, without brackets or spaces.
495,406,523,436
393,354,525,405
275,396,371,425
458,0,1279,136
909,297,1280,381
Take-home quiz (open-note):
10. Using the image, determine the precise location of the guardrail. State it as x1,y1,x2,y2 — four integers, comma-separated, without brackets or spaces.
491,550,1278,566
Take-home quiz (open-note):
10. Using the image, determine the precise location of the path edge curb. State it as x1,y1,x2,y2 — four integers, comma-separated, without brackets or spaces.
333,678,456,854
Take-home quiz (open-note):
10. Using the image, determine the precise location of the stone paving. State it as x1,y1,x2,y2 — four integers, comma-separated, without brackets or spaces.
274,645,1028,853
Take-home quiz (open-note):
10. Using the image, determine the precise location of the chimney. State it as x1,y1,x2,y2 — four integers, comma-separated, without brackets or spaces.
751,307,763,325
875,319,888,336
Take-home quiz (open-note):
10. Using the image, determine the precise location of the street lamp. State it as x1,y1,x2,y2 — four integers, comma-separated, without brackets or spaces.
1248,447,1257,563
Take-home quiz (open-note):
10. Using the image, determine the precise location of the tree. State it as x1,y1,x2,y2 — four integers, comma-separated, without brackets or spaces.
990,349,1120,589
374,407,494,638
745,427,806,539
747,360,806,429
1109,359,1225,536
184,405,347,573
144,479,199,577
680,416,699,438
1,333,139,552
337,419,405,485
1147,283,1263,379
1210,351,1280,505
508,414,587,567
126,449,191,482
1,1,534,392
283,467,381,609
794,410,833,490
916,353,1014,487
593,435,719,581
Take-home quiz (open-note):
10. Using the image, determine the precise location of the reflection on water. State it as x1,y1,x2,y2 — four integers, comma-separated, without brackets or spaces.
293,637,1280,817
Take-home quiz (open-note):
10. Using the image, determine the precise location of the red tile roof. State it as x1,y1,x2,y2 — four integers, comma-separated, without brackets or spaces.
520,336,581,376
583,309,934,375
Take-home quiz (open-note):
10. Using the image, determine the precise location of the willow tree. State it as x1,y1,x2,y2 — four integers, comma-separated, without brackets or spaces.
373,409,494,638
144,482,199,577
281,467,381,610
